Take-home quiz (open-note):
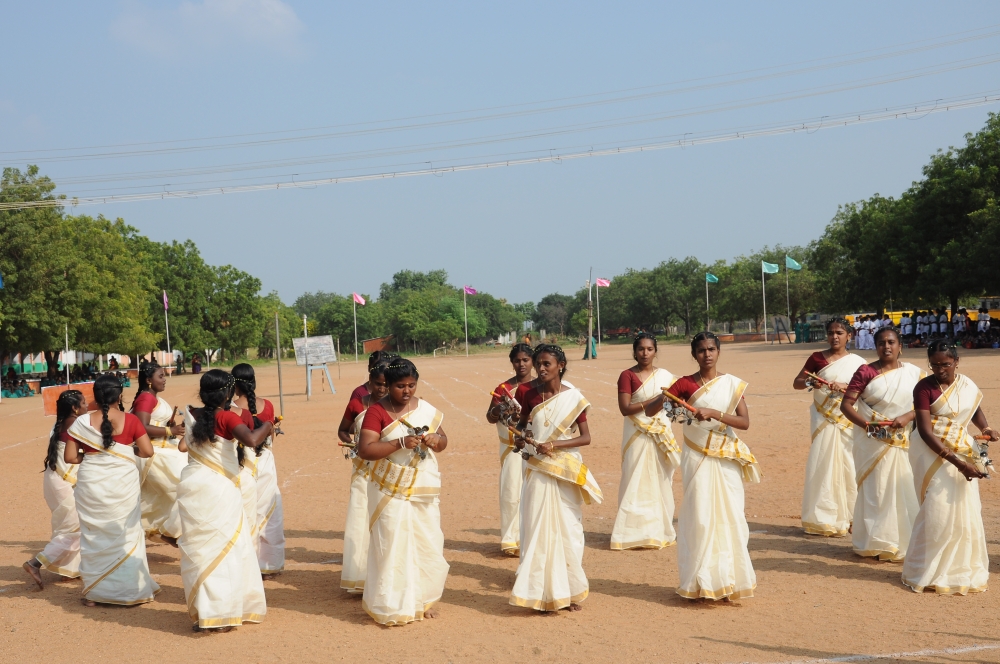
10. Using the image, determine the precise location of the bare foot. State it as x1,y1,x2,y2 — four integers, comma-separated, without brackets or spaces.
23,561,43,590
424,608,438,619
565,603,582,612
261,573,281,581
161,536,178,548
193,625,235,633
80,598,97,607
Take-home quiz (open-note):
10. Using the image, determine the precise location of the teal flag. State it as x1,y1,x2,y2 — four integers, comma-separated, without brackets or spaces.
761,261,780,274
705,273,718,283
785,255,802,270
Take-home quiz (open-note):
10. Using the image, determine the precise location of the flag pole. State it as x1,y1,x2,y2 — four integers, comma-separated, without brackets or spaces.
596,280,602,347
65,324,70,385
464,288,469,357
706,278,710,331
303,314,310,401
163,291,172,370
762,264,768,343
275,311,284,417
785,261,791,325
353,298,359,363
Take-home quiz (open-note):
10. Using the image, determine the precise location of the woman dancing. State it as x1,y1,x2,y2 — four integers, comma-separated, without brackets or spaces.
23,390,87,589
510,344,603,612
840,327,923,561
793,318,866,537
484,342,534,555
610,333,680,550
357,358,449,625
177,369,273,632
232,363,284,577
131,363,186,545
335,361,390,593
666,332,760,601
902,341,995,593
65,374,159,606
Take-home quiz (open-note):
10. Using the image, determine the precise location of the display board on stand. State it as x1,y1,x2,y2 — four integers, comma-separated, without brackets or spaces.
292,334,337,398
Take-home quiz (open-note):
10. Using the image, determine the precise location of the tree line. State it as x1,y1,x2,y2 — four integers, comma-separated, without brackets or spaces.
3,113,998,361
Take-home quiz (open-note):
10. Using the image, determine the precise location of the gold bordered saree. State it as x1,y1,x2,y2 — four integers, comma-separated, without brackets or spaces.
341,406,371,593
36,434,81,578
67,418,160,605
801,353,866,536
495,380,523,556
135,395,186,541
850,362,923,561
510,386,603,612
177,410,266,628
902,374,990,594
676,374,758,601
362,398,449,625
611,368,681,550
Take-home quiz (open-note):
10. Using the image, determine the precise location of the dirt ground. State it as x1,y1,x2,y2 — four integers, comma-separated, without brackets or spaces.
3,342,1000,663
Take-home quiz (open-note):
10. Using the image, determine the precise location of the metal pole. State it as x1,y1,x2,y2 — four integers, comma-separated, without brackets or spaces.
275,311,284,417
464,288,469,357
706,279,710,331
762,265,768,343
596,281,602,347
164,308,172,370
586,268,594,360
303,314,310,400
65,324,70,385
337,338,341,380
785,264,791,327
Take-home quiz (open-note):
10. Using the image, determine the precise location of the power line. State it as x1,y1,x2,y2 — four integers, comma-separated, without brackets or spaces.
3,92,995,211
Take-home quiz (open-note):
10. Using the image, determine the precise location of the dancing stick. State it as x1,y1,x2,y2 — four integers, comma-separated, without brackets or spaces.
804,371,842,392
660,388,697,413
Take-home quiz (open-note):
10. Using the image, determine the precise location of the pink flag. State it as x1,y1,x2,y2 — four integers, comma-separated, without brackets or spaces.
353,292,366,305
464,286,477,295
596,278,611,287
163,290,169,310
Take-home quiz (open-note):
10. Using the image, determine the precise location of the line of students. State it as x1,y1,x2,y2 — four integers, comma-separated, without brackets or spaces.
795,321,996,593
25,364,284,632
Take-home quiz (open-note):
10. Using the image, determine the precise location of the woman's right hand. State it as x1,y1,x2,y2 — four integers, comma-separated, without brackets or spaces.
401,435,420,450
956,458,986,481
169,423,186,437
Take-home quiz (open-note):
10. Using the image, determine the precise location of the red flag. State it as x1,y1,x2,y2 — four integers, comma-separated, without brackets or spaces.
163,290,169,310
353,292,366,305
596,278,611,287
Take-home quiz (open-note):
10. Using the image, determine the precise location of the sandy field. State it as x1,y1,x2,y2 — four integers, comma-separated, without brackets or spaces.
3,341,1000,663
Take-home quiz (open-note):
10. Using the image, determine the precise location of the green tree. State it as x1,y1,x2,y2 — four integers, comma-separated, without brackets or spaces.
535,293,574,335
210,265,264,359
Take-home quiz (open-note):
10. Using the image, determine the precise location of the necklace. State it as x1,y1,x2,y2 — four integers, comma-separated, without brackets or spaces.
539,380,560,426
387,398,413,420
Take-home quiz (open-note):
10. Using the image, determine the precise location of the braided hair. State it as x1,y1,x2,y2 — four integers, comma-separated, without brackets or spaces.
232,363,262,430
133,361,161,405
368,350,397,370
191,369,235,444
93,374,125,449
690,331,721,356
45,390,84,471
825,317,852,334
927,339,959,360
508,343,533,361
532,343,567,377
873,326,900,345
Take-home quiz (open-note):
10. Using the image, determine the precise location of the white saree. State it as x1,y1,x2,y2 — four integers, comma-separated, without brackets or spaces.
495,382,523,555
67,418,159,605
36,436,81,578
611,368,680,550
902,375,989,594
254,443,285,574
511,387,603,612
363,399,449,625
177,410,266,628
677,374,759,601
801,353,866,536
851,363,923,561
135,396,186,541
342,407,371,593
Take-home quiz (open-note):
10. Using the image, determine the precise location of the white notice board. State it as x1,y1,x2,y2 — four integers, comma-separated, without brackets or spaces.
292,335,337,365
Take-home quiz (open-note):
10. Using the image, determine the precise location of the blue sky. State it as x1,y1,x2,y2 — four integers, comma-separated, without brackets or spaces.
3,1,1000,304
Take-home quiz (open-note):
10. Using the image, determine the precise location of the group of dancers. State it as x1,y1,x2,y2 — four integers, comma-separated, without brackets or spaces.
25,322,996,631
24,363,285,632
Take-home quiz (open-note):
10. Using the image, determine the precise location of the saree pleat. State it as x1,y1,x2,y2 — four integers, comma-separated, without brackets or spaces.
342,408,370,592
497,421,523,555
851,363,923,561
69,419,159,605
362,399,449,625
902,375,989,594
801,354,865,536
178,411,266,628
37,440,81,578
611,368,679,550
